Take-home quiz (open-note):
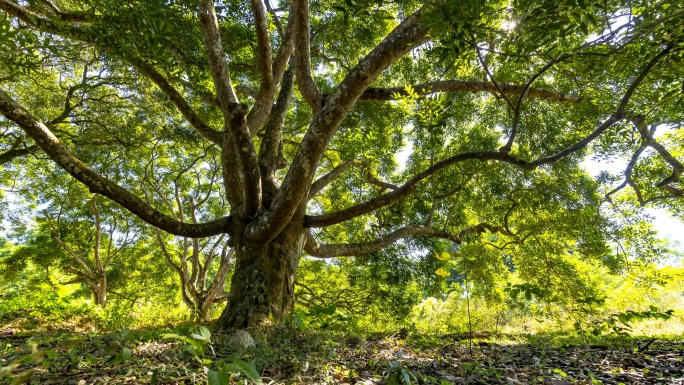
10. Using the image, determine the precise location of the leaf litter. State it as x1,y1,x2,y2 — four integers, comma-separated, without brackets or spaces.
1,327,682,384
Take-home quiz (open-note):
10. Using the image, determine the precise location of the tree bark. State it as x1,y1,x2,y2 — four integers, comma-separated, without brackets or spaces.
197,299,212,323
94,276,107,307
216,221,305,329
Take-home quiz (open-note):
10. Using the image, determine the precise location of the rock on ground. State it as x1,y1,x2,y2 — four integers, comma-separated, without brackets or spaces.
227,330,256,351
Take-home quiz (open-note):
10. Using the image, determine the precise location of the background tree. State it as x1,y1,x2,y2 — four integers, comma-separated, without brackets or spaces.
3,177,147,307
143,143,233,322
0,0,683,329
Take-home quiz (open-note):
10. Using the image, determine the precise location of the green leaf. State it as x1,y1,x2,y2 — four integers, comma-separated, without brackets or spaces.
121,347,132,362
162,334,194,345
207,369,230,385
191,326,211,343
618,314,629,325
322,303,337,315
401,369,411,385
222,359,262,384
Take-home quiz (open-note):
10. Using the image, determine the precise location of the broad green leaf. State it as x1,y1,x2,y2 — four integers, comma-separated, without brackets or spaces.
121,347,132,362
222,359,262,384
207,369,230,385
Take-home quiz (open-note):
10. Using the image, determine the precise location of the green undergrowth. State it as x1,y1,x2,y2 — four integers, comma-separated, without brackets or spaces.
2,322,683,384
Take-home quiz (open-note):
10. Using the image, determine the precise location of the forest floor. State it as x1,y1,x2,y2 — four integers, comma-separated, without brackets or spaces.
1,323,683,385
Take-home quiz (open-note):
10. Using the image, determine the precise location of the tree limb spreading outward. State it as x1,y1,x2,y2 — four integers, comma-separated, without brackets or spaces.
291,0,323,109
0,0,224,147
0,89,233,238
361,80,582,103
0,0,681,254
0,144,38,165
245,0,295,136
245,8,430,243
198,0,262,219
606,117,684,204
304,223,513,257
305,46,674,229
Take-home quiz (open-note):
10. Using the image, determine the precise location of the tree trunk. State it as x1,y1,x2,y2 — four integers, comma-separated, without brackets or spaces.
215,222,305,329
94,276,107,307
191,296,213,323
198,304,212,323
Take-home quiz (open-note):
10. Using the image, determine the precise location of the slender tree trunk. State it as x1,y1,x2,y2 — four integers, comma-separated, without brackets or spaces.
94,276,107,307
216,221,304,329
197,300,212,323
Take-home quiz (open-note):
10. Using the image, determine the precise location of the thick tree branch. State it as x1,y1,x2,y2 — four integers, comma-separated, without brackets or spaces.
0,89,233,238
291,0,322,108
308,158,367,199
304,109,628,228
245,0,278,135
248,18,295,135
308,55,664,229
0,144,38,165
633,118,684,197
196,1,262,217
0,1,223,145
219,142,246,209
226,112,263,219
198,0,239,107
252,0,274,90
306,46,666,229
246,9,429,242
271,9,295,87
198,1,263,218
304,223,511,257
360,80,582,103
259,67,295,204
305,151,535,228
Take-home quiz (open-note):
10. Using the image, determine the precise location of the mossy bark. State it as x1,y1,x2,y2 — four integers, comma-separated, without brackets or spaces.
215,222,304,329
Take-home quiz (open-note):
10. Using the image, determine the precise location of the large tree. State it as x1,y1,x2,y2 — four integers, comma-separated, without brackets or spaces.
1,0,683,329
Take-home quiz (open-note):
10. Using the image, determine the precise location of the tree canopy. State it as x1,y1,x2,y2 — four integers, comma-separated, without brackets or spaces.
1,0,683,328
